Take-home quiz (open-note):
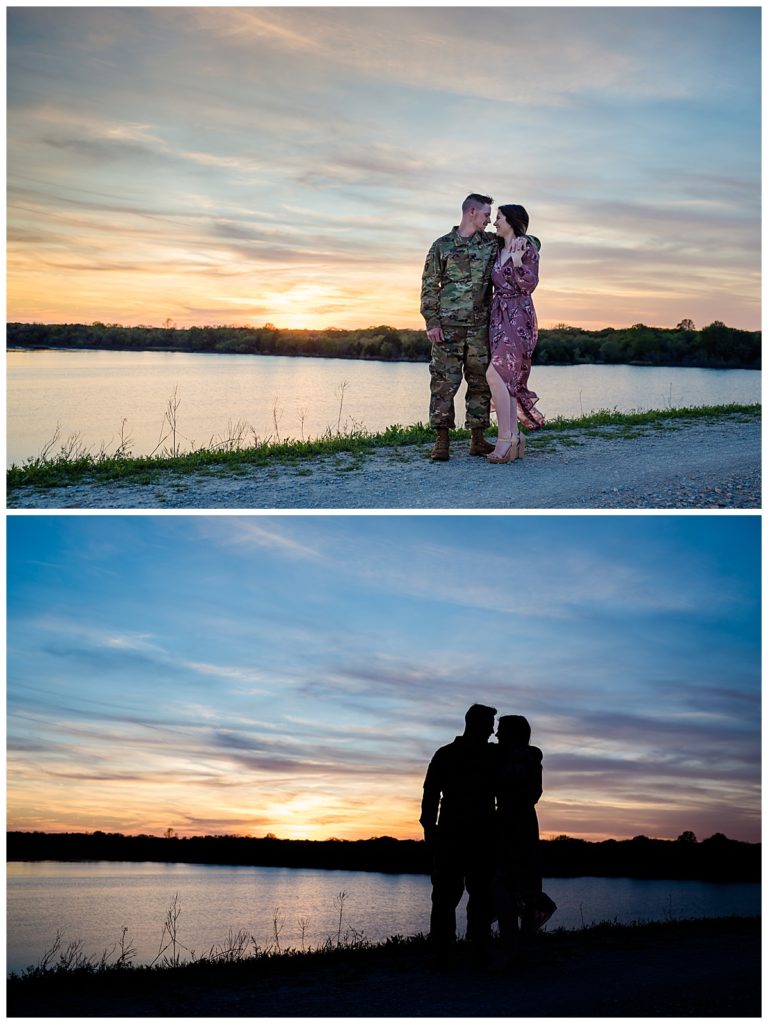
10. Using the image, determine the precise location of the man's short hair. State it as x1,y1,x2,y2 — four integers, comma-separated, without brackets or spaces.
465,703,497,726
462,193,493,214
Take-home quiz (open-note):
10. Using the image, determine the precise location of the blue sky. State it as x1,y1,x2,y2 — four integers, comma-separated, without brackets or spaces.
7,514,761,842
6,6,761,329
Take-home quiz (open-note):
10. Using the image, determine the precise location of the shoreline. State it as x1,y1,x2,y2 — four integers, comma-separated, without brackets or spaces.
7,916,760,1017
7,829,760,881
7,406,761,510
7,342,425,365
6,341,761,371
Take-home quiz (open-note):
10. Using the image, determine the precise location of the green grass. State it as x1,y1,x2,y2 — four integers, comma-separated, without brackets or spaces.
542,402,760,430
7,403,760,491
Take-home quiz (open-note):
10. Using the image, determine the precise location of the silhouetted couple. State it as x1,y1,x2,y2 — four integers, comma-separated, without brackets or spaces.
420,703,555,968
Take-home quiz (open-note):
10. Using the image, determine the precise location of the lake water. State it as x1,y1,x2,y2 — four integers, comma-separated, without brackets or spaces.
6,349,760,466
6,861,760,975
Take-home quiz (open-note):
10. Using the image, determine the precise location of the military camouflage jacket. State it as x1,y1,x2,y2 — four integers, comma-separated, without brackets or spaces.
421,229,542,330
420,228,497,330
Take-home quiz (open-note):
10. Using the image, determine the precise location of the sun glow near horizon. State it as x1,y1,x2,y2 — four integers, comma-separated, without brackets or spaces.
6,231,760,334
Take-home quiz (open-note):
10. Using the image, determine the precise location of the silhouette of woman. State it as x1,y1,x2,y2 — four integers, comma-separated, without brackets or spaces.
494,715,555,963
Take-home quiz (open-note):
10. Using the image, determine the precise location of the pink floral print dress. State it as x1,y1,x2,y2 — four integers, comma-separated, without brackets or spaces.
489,240,545,431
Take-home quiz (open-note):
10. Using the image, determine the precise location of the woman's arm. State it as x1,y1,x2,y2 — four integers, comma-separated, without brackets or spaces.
528,746,543,804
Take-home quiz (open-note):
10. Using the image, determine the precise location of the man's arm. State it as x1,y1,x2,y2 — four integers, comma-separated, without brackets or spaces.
419,753,442,842
420,241,445,341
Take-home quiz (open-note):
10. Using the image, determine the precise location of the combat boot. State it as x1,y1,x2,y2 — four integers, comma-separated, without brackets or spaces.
469,427,495,456
431,427,450,461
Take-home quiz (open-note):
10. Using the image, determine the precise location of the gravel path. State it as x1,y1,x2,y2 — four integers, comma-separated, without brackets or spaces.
7,414,760,510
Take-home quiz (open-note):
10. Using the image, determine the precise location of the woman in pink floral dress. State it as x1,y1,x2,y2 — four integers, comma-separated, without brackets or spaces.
486,204,545,463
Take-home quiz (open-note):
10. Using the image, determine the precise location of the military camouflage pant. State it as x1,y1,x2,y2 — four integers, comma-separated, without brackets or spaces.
429,325,491,429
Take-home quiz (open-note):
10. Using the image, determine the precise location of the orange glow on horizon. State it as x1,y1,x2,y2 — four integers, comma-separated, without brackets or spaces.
6,251,761,334
5,312,758,334
5,818,737,845
6,794,749,845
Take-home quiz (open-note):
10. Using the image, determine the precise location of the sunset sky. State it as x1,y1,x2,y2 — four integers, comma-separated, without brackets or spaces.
7,514,761,843
7,6,761,331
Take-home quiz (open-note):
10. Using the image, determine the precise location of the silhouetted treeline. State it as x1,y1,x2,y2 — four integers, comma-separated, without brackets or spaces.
7,320,761,369
7,831,759,881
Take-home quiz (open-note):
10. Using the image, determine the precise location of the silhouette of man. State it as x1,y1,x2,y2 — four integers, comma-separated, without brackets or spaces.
420,703,497,957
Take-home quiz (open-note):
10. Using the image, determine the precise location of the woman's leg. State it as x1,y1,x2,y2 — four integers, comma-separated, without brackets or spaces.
493,869,519,959
486,363,518,456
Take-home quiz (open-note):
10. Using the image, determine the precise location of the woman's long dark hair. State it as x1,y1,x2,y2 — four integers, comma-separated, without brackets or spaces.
497,714,531,746
497,204,529,243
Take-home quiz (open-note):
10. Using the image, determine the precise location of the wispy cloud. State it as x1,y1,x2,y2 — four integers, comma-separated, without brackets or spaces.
204,519,327,560
190,8,729,107
7,515,760,841
6,7,760,329
203,519,742,620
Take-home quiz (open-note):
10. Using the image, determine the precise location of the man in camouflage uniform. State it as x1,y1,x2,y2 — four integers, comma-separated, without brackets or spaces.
421,193,498,461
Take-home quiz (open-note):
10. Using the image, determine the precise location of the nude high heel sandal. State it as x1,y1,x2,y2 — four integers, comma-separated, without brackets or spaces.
487,436,519,464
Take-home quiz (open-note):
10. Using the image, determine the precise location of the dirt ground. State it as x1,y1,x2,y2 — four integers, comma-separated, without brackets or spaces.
8,917,760,1018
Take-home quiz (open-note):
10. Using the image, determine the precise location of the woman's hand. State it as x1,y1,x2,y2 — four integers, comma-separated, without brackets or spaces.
510,236,528,267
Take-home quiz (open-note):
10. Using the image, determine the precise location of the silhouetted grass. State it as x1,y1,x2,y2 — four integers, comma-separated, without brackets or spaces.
8,915,760,1019
8,890,412,988
7,402,760,491
7,913,758,996
6,883,760,1015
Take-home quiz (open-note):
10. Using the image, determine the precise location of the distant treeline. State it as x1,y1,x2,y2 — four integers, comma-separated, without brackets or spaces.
7,319,761,370
7,831,759,881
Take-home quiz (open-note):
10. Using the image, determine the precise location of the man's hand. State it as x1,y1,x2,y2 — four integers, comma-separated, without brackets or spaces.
427,326,445,346
422,823,438,845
